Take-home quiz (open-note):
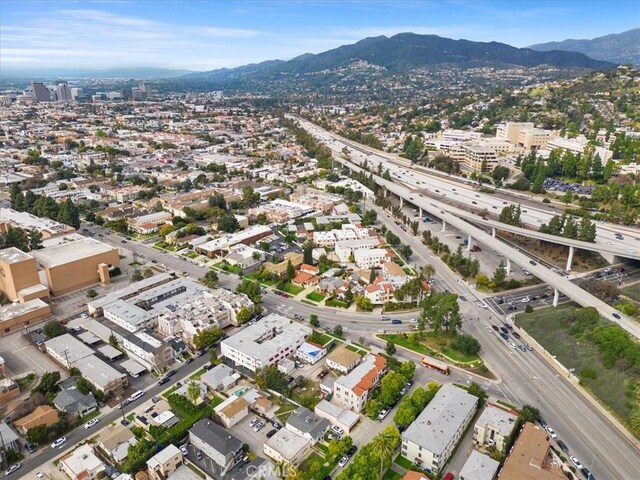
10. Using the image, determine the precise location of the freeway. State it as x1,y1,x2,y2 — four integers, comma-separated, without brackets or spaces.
355,202,640,480
295,116,640,256
300,126,640,339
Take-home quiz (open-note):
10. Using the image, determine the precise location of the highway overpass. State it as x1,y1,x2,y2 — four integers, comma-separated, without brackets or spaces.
292,117,640,340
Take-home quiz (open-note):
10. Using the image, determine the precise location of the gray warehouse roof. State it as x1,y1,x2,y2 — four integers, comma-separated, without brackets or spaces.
45,333,94,366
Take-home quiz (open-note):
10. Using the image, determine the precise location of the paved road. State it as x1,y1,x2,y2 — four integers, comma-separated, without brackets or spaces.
77,226,640,479
17,347,212,478
315,137,640,340
296,116,640,249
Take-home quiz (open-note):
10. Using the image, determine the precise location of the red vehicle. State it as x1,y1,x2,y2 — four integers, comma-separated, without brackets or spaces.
443,473,454,480
420,356,450,375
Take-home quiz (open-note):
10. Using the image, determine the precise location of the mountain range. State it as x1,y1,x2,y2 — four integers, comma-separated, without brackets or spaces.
529,28,640,66
1,67,193,79
186,32,614,82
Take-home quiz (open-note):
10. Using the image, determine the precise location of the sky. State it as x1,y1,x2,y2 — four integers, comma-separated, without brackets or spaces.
1,0,638,72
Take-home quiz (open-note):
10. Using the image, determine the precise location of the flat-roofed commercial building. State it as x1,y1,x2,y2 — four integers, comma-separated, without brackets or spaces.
220,313,311,371
0,208,75,238
401,384,477,474
33,237,119,296
463,145,499,173
77,355,128,395
0,247,43,302
0,298,51,335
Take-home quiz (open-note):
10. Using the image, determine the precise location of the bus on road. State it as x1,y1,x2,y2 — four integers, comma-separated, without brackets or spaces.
420,356,450,375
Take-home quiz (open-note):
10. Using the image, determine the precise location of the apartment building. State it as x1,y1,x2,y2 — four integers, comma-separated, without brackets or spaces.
473,404,518,452
353,248,393,268
189,419,244,478
121,329,174,372
401,384,478,474
333,354,387,412
335,238,381,263
463,145,499,173
325,345,362,374
263,429,312,466
146,445,183,480
220,313,311,371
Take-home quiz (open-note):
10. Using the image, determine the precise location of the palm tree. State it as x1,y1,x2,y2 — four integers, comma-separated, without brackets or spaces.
372,430,396,479
422,264,435,281
186,380,200,404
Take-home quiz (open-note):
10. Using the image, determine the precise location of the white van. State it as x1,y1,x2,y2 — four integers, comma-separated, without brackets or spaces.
128,390,145,403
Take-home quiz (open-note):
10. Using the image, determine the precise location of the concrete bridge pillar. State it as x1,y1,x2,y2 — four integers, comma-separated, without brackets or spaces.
505,258,511,275
441,220,447,232
400,197,404,208
467,235,473,251
566,246,575,272
492,227,496,238
419,207,423,217
383,188,387,197
553,289,560,307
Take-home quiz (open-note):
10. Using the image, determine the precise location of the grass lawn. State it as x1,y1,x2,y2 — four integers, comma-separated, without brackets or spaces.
316,443,329,455
383,470,403,480
280,282,304,296
213,262,243,274
326,298,349,309
621,283,640,303
306,291,326,302
379,332,481,364
162,385,181,399
346,344,368,356
275,401,298,423
190,368,206,380
16,373,37,391
186,252,198,259
516,304,639,428
78,409,101,424
299,452,323,474
394,454,414,470
292,380,323,410
210,395,224,408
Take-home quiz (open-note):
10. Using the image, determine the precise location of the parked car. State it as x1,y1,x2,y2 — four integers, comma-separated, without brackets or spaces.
4,464,20,475
556,440,569,454
266,429,277,438
253,421,265,432
84,418,100,429
570,456,583,469
25,442,37,454
347,445,357,456
338,456,349,467
545,425,557,438
180,445,188,456
377,409,389,421
196,450,203,461
331,425,344,435
51,437,67,449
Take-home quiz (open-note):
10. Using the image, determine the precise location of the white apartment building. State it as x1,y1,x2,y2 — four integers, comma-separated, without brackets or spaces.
473,404,518,452
353,248,392,269
121,329,174,372
333,354,387,412
220,314,311,371
401,384,477,474
334,238,380,263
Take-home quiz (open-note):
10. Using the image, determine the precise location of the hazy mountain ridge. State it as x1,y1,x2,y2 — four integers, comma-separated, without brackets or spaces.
529,28,640,66
186,32,615,82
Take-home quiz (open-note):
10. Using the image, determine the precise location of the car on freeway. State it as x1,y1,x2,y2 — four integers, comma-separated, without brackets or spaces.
508,342,517,350
612,313,621,319
518,345,527,352
556,440,569,454
459,296,467,302
512,332,521,339
529,260,537,266
545,425,557,438
85,418,100,429
581,467,595,480
51,437,67,449
570,456,583,469
521,297,531,303
525,343,533,351
491,325,499,331
391,319,402,324
500,332,509,340
381,316,390,321
409,318,417,324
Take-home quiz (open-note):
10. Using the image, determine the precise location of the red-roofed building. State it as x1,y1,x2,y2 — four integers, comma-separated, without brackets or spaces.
292,271,320,287
299,264,320,275
334,354,387,412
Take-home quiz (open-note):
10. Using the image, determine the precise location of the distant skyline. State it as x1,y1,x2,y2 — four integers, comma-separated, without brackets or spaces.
1,0,638,73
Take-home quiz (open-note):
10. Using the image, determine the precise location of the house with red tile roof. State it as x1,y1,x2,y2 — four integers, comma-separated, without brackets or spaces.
333,354,387,412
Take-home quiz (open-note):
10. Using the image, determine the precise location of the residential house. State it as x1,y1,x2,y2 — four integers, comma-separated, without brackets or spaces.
53,377,98,417
214,396,249,429
188,419,244,478
96,424,139,463
60,443,106,480
263,429,312,466
200,364,240,393
285,406,330,444
333,354,387,412
292,271,320,287
147,444,183,480
295,341,327,365
401,384,478,474
324,347,360,376
381,261,409,287
314,400,360,435
459,450,500,480
14,405,59,434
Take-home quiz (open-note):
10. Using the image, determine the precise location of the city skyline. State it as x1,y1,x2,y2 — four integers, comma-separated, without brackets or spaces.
1,0,638,72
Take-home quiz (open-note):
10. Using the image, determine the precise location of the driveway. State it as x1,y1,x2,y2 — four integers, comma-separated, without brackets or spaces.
0,330,66,378
233,415,275,455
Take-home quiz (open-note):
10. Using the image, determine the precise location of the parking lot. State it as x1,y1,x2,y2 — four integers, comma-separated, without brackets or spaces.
0,330,66,378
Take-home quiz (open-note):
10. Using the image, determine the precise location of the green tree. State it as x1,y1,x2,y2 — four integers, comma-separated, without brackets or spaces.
309,314,319,327
285,260,295,282
0,226,28,251
452,334,481,355
333,325,343,337
371,426,401,479
467,382,487,401
27,229,43,251
218,213,240,233
86,288,97,299
33,371,61,395
26,425,49,444
236,306,252,324
355,295,373,312
385,340,396,356
344,288,354,305
192,327,223,350
42,320,67,339
303,243,313,265
186,380,200,403
201,270,219,289
493,260,507,285
399,361,416,381
519,404,540,423
132,269,143,282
